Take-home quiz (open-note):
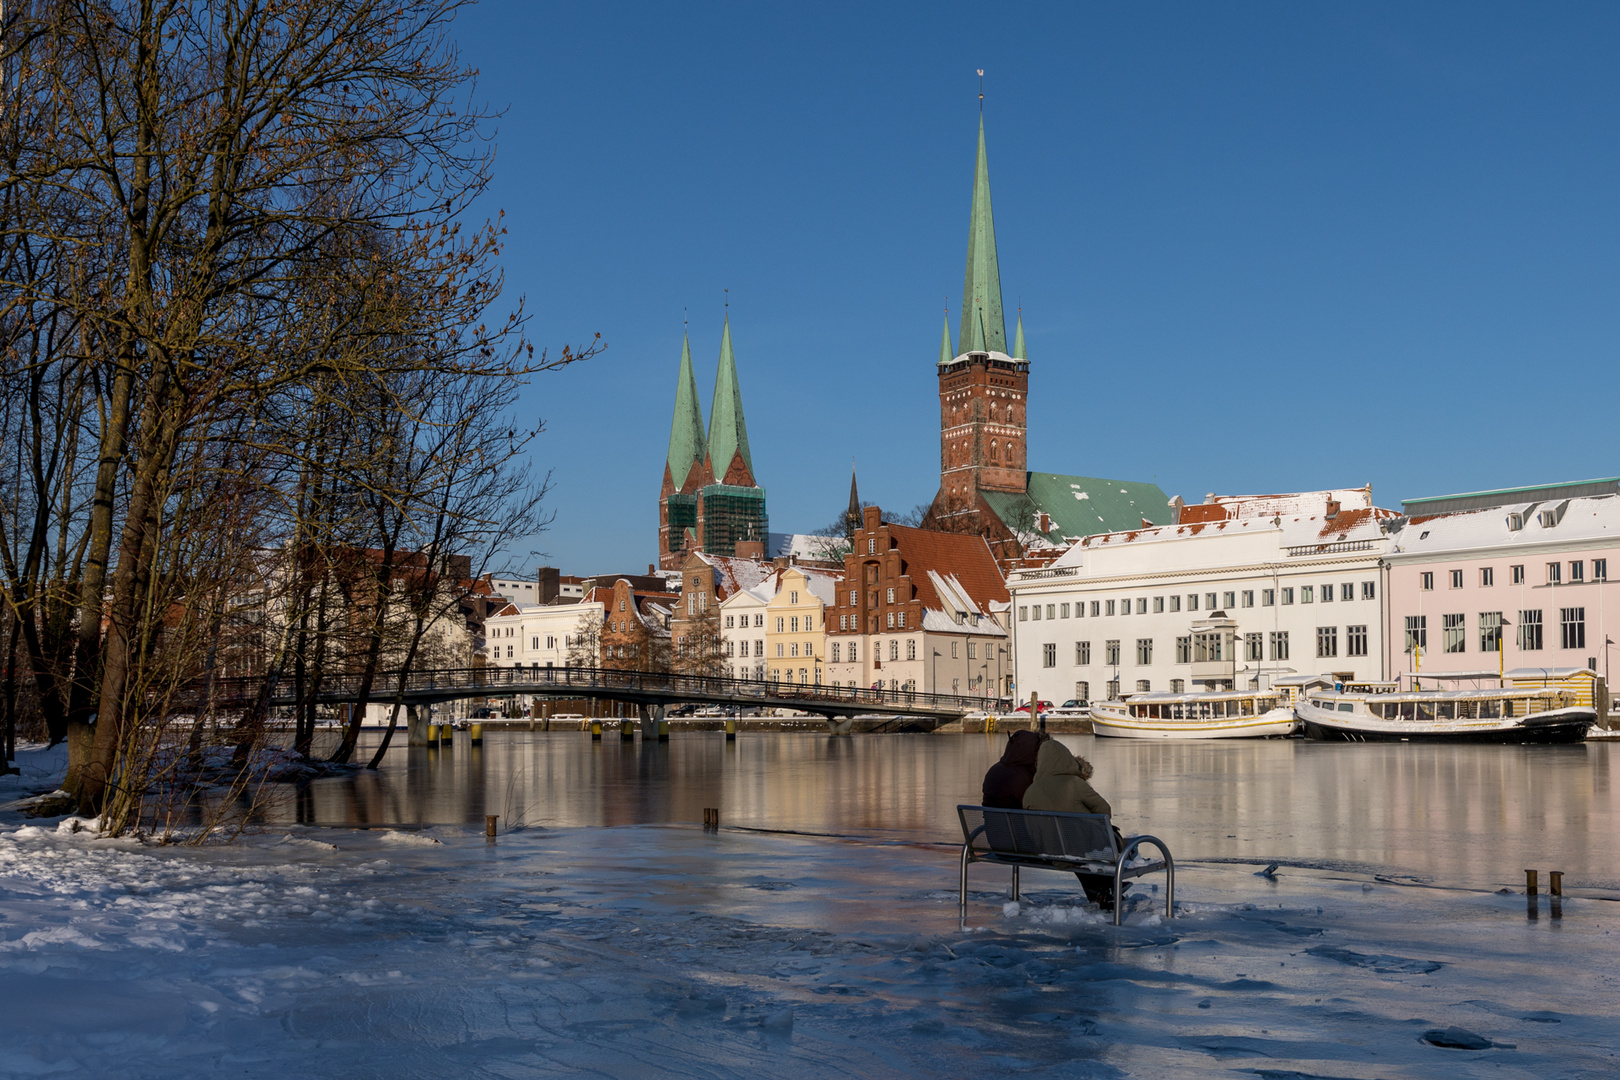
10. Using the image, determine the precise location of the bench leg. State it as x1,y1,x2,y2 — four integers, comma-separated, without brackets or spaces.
1011,864,1020,902
959,842,971,911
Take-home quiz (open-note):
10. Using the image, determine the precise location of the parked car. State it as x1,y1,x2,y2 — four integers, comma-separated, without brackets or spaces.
1014,700,1053,713
1060,698,1088,709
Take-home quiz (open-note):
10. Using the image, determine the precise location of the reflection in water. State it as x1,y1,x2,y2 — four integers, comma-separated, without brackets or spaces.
266,732,1618,891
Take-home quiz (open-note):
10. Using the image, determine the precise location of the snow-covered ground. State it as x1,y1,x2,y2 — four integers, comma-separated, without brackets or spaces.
1,744,1616,1078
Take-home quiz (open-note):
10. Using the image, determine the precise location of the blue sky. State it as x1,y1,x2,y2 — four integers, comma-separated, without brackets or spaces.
457,3,1620,576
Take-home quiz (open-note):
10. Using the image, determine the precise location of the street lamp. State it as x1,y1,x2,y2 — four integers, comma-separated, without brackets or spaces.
1498,616,1513,688
932,649,941,695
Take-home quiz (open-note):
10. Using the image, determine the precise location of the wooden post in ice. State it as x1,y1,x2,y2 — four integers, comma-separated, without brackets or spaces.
1549,871,1563,896
725,717,737,741
619,718,634,741
1525,869,1538,896
469,723,484,746
485,815,498,837
590,719,602,741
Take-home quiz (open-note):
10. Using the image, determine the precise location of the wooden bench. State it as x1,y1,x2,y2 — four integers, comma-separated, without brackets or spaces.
957,805,1174,926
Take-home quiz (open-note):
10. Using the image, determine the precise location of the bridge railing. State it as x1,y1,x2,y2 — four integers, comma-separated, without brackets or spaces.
210,665,1004,713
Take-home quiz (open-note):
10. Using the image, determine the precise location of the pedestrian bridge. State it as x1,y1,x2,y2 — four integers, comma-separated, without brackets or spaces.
211,665,1001,721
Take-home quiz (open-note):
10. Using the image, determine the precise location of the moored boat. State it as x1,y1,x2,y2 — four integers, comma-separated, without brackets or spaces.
1296,687,1593,743
1090,690,1299,740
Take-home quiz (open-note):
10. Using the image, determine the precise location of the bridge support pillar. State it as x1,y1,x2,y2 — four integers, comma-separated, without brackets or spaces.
639,704,657,739
406,705,431,747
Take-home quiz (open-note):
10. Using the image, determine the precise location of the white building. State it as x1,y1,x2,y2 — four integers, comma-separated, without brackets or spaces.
483,593,607,672
720,569,779,681
1008,488,1397,704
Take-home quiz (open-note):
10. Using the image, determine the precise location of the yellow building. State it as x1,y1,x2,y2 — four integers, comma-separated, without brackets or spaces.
764,566,841,686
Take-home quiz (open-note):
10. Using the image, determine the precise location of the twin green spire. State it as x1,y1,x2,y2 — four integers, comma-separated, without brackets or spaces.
665,332,706,485
665,318,753,491
707,316,752,479
958,113,1007,355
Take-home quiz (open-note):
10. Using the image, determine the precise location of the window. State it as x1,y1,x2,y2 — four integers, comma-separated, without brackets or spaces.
1136,598,1148,614
889,640,899,661
1508,513,1524,532
1075,681,1090,702
1170,595,1181,612
849,590,857,606
1570,561,1585,583
1119,596,1131,614
1346,625,1368,657
1404,615,1427,653
1136,638,1153,664
773,617,783,633
1301,585,1314,603
532,637,539,650
1105,679,1120,699
1170,679,1185,693
1060,603,1070,618
776,643,784,657
1018,606,1028,622
896,613,905,628
1262,589,1275,606
831,642,840,663
1480,567,1494,588
1595,559,1608,581
886,612,895,629
1479,612,1502,653
755,613,764,627
1316,626,1338,658
1245,633,1263,661
967,642,977,660
1519,609,1543,650
951,641,959,659
907,639,917,661
1319,582,1333,603
867,538,875,554
1076,641,1091,665
1547,563,1561,585
848,642,858,662
1561,608,1586,650
1223,591,1236,609
1420,572,1434,591
1187,594,1198,612
1136,680,1151,693
1193,632,1223,662
1090,601,1101,617
1269,631,1289,661
1106,600,1115,616
1362,581,1376,600
1449,569,1463,589
1153,596,1165,613
790,642,799,658
1241,590,1254,608
1339,584,1352,601
1443,613,1466,653
1105,640,1121,665
725,640,734,657
1206,593,1218,611
1281,588,1294,605
1176,636,1192,663
1511,565,1525,584
1043,644,1056,668
1047,604,1057,620
725,615,734,629
790,616,799,633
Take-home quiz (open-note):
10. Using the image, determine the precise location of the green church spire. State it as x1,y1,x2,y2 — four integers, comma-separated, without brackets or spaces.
707,316,753,480
1012,310,1026,360
937,312,955,365
958,113,1007,355
665,331,706,489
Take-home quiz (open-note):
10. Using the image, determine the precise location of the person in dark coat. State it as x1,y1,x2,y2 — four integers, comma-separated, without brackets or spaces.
981,730,1043,809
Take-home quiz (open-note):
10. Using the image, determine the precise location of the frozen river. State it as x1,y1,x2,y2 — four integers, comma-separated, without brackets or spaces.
3,735,1618,1078
280,731,1620,893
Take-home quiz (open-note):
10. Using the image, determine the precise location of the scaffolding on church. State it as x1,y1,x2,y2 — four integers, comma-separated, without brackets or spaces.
699,485,768,557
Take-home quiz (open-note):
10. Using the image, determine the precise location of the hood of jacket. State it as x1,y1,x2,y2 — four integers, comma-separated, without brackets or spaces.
1033,739,1094,780
999,730,1042,769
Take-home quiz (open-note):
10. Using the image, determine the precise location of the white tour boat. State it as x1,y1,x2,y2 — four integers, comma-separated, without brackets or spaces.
1089,690,1300,740
1296,687,1594,743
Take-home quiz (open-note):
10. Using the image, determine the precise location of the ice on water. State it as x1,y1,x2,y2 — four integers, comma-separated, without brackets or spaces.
2,743,1617,1078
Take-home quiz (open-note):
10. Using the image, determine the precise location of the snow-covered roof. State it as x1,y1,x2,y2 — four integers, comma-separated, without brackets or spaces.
692,552,774,600
1048,499,1397,567
919,570,1008,636
1389,494,1620,558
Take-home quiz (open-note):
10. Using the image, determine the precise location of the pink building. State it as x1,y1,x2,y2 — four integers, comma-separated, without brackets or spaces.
1384,480,1620,689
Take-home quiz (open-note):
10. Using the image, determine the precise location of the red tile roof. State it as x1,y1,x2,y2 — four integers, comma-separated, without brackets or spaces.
884,523,1009,611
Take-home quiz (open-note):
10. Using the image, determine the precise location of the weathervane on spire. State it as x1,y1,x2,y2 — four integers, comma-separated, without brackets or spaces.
977,68,984,109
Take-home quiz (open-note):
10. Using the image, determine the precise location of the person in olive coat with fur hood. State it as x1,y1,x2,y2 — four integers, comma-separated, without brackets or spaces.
1021,739,1123,908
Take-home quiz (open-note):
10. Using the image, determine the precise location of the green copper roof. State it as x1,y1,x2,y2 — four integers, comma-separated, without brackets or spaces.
936,313,955,365
1012,311,1026,360
707,317,753,478
981,473,1170,544
958,114,1007,355
665,332,706,488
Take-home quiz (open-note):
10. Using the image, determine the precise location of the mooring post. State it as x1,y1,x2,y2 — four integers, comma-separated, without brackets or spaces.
470,723,483,746
485,815,498,838
1525,869,1539,896
619,718,634,741
725,717,736,741
590,719,602,741
1549,871,1563,896
440,722,453,751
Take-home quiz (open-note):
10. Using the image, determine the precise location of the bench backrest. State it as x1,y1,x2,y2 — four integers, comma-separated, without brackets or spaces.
958,805,1118,862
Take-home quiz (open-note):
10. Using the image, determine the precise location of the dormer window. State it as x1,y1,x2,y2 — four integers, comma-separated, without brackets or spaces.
1538,511,1558,528
1508,513,1523,531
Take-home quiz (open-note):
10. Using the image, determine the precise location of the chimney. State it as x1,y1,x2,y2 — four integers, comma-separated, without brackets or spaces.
537,566,560,604
863,505,882,531
1168,495,1185,525
647,563,655,576
1325,499,1341,520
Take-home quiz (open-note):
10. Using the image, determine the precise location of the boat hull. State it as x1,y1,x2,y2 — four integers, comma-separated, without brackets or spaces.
1090,707,1299,740
1299,707,1594,744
